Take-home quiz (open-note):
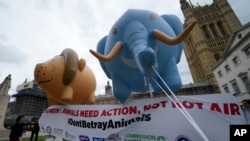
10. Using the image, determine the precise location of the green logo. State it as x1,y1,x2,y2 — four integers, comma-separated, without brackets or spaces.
157,136,166,141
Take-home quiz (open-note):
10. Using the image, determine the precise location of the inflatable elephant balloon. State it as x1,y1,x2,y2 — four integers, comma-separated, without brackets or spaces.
34,48,96,106
90,9,195,103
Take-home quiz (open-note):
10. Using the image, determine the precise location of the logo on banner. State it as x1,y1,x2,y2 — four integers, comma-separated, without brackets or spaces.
46,126,52,134
105,133,121,141
157,136,166,141
175,135,192,141
53,128,63,136
92,137,105,141
65,131,76,140
79,135,90,141
125,134,167,141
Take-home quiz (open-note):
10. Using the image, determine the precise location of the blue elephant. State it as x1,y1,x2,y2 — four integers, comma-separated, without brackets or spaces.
90,9,195,103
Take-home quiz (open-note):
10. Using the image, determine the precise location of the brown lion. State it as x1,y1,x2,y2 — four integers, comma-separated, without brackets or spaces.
34,48,96,106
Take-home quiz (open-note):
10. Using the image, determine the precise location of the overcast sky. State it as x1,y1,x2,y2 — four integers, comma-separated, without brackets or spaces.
0,0,249,96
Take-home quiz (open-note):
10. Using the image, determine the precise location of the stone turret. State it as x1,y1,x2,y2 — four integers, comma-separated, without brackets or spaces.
0,74,11,130
105,81,112,95
180,0,242,92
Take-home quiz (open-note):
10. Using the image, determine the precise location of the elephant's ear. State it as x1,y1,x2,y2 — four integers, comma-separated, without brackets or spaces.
161,14,184,63
161,15,183,36
97,36,111,78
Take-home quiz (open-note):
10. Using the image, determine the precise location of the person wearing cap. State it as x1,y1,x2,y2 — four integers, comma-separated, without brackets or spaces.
9,115,25,141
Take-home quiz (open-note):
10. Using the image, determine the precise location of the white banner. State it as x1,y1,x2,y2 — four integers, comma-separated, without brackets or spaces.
39,93,247,141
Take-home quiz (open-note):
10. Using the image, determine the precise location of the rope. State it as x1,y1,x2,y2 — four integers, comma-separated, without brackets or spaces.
152,67,209,141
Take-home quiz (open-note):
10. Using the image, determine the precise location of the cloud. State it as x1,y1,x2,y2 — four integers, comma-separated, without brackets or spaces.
0,43,28,64
35,0,50,10
0,1,9,10
178,53,193,84
0,33,8,42
228,0,250,25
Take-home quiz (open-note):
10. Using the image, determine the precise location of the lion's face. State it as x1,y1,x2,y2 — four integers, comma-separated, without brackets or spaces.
34,56,64,89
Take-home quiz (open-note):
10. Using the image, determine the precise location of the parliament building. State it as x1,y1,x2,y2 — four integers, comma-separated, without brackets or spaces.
180,0,242,92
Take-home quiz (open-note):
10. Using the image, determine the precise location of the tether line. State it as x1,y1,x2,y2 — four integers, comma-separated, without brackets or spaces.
152,67,209,141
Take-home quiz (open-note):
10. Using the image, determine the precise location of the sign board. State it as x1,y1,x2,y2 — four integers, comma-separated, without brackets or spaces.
39,93,247,141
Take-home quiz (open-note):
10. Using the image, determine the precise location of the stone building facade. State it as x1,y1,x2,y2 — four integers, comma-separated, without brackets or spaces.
180,0,242,92
213,22,250,102
0,74,11,130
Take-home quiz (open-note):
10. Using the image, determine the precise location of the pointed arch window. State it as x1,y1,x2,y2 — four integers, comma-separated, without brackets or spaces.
202,25,210,39
209,24,218,38
217,21,226,36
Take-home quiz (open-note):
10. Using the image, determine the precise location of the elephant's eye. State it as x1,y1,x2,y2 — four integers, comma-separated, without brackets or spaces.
112,27,118,35
149,12,156,21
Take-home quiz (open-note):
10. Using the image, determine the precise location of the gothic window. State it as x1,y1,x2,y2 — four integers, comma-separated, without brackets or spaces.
232,56,241,65
196,64,203,81
202,25,210,39
186,41,192,55
188,37,194,54
217,21,226,36
209,24,218,38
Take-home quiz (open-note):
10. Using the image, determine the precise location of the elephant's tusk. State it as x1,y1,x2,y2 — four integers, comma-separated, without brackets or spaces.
90,41,122,62
152,21,196,45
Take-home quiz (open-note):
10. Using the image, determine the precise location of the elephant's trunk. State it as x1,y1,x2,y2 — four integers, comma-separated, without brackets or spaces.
125,21,157,76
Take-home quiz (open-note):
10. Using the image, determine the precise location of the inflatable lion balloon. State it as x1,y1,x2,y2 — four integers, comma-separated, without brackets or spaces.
34,48,96,106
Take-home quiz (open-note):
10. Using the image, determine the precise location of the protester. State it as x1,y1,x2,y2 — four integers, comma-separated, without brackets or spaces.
9,115,25,141
30,116,40,141
242,99,250,124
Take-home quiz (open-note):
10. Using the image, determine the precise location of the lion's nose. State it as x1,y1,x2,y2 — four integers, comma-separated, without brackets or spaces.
35,63,43,72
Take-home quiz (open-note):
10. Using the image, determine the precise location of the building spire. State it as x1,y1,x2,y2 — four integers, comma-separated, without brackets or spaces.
180,0,190,9
197,2,200,7
23,78,27,83
188,0,193,7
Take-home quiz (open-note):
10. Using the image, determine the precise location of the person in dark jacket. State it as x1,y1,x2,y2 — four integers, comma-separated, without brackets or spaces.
30,117,40,141
242,99,250,124
9,115,25,141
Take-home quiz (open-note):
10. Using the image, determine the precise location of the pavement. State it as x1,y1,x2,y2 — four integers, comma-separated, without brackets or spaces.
0,130,49,141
